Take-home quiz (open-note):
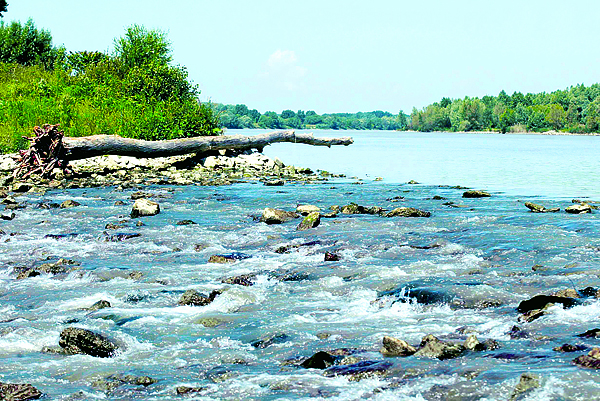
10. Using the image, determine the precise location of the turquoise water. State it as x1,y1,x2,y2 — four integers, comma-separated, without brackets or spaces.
256,129,600,199
1,131,600,399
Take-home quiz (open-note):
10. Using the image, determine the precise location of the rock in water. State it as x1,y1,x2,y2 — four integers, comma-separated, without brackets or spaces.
414,334,465,360
516,295,579,313
566,203,592,214
301,351,336,369
60,200,81,208
462,190,491,198
260,208,299,224
524,202,559,213
58,327,119,358
0,382,42,400
263,179,285,186
130,198,160,218
379,335,417,357
297,212,321,231
573,347,600,369
509,373,540,400
178,289,211,306
324,251,340,261
296,204,320,215
385,207,431,217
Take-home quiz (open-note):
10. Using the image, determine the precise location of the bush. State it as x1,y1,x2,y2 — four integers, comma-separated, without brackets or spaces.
0,19,65,70
0,23,221,153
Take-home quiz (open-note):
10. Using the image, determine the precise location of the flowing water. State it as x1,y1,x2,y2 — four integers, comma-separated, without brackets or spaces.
2,130,600,400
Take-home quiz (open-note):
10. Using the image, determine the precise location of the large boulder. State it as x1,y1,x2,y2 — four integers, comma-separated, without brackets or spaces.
130,198,160,218
297,212,320,231
260,208,299,224
379,335,417,357
385,207,430,217
58,327,119,358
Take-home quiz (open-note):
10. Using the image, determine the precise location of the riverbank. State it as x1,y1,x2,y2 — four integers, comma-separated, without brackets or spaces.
0,149,342,193
402,129,600,136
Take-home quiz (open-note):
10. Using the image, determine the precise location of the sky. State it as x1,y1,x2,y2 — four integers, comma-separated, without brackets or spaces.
3,0,600,114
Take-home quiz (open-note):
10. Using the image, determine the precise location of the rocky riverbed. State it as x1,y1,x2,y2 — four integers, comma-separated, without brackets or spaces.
1,150,600,399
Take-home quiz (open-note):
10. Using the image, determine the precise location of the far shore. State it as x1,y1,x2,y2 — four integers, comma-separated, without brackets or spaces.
401,129,600,136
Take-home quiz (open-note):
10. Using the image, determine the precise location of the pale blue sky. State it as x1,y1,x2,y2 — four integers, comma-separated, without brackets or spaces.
3,1,600,114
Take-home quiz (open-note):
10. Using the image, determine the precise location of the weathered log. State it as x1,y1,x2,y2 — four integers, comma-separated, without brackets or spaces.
62,130,353,160
13,128,353,179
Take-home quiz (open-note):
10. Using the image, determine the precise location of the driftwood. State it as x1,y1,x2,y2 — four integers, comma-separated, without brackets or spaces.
13,126,353,179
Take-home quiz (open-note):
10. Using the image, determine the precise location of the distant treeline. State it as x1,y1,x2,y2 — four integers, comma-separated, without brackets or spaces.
409,85,600,133
214,104,408,131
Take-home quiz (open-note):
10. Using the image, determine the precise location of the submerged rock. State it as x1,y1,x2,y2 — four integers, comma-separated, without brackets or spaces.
524,202,559,213
130,198,160,218
297,212,320,231
92,374,157,393
462,190,491,198
251,333,290,348
379,335,417,357
208,252,251,264
260,208,299,224
324,360,393,381
176,386,205,396
385,207,430,217
0,382,42,400
58,327,119,358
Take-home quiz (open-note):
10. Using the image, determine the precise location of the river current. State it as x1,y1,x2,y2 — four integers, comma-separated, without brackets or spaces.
1,130,600,399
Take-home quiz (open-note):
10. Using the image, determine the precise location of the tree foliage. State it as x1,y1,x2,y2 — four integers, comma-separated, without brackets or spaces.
0,19,65,69
0,22,221,153
0,1,7,18
409,85,600,134
215,104,408,131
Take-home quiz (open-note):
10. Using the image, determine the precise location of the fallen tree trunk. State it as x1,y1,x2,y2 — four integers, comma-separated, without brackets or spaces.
13,126,353,179
63,130,353,160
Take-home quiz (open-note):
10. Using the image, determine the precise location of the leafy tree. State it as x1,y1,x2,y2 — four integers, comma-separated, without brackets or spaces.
0,1,7,18
545,104,566,130
114,25,171,69
0,19,65,69
234,104,248,116
280,109,295,119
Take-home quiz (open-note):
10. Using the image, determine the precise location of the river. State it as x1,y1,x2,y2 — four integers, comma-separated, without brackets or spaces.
1,130,600,400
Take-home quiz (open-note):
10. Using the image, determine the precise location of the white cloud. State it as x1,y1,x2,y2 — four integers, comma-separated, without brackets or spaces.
267,49,298,68
264,49,307,91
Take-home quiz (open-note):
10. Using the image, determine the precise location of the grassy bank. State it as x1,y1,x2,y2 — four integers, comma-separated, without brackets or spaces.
0,22,220,154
